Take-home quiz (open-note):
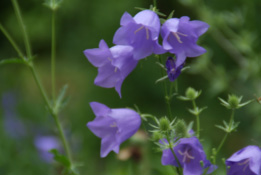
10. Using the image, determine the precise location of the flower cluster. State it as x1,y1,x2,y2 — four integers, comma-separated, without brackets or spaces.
84,9,209,97
84,8,213,175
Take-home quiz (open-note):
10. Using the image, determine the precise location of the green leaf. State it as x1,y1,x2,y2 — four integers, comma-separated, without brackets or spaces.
54,84,68,114
155,75,168,84
0,58,25,66
167,10,175,19
49,149,71,168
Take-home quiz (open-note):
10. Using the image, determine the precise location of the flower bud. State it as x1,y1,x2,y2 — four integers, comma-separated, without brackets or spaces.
151,131,163,141
159,117,171,132
228,94,241,109
174,119,189,138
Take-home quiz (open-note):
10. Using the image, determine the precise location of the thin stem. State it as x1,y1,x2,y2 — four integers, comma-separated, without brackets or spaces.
166,135,183,175
10,0,74,167
159,56,173,119
51,10,56,101
29,64,52,111
11,0,32,60
0,23,25,60
53,112,73,163
192,100,200,138
29,62,73,165
214,109,235,163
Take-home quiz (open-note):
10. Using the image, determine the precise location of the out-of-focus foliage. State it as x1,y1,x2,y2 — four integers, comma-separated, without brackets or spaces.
0,0,261,174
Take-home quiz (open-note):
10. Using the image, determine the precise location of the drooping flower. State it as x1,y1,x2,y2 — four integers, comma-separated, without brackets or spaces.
84,40,138,97
161,16,209,67
166,56,183,81
87,102,141,157
161,137,216,175
34,136,60,162
113,10,165,60
226,145,261,175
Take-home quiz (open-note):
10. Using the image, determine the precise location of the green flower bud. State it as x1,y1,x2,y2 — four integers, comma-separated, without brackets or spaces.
151,131,163,141
174,119,189,138
159,117,171,132
228,94,241,109
186,87,197,99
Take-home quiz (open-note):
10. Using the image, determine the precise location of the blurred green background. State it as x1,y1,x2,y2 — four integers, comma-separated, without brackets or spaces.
0,0,261,174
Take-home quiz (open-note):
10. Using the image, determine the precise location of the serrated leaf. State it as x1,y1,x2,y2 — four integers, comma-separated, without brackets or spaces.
155,75,168,84
0,58,25,65
49,149,71,168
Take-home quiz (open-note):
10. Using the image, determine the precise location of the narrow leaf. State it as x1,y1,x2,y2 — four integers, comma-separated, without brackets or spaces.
0,58,25,65
155,75,168,84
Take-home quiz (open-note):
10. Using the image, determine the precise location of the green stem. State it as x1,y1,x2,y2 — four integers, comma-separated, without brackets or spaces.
11,0,32,60
53,112,73,163
11,0,74,167
214,109,235,163
51,10,56,101
0,23,25,60
192,100,200,138
29,64,52,110
159,56,173,119
166,135,183,175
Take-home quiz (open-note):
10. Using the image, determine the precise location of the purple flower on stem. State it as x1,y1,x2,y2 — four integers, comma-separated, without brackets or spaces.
161,17,209,67
161,137,216,175
226,145,261,175
34,136,60,163
113,10,165,60
166,56,183,81
87,102,141,157
84,40,138,97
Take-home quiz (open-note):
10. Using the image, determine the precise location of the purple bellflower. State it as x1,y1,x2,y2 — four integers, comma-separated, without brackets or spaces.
161,137,216,175
34,136,60,163
166,56,183,81
113,10,165,60
226,145,261,175
84,40,138,97
87,102,141,157
161,16,209,67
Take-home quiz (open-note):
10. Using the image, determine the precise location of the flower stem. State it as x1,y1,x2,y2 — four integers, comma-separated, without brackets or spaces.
10,0,74,168
159,56,173,119
166,136,183,175
0,23,25,60
11,0,32,60
192,100,200,138
213,109,235,164
51,10,56,101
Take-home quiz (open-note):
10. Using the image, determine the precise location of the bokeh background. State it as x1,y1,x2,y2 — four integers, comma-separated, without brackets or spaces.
0,0,261,174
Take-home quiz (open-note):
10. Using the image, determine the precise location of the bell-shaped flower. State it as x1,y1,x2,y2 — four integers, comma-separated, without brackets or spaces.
166,56,183,81
84,40,138,97
113,10,165,60
226,145,261,175
161,16,209,67
161,137,216,175
87,102,141,157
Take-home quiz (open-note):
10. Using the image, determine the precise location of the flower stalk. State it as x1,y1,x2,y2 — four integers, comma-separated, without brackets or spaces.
6,0,75,171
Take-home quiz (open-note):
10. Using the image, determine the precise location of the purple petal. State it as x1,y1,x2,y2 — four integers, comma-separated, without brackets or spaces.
89,102,111,118
94,64,121,88
100,135,119,157
120,12,134,26
109,108,141,143
83,40,112,67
